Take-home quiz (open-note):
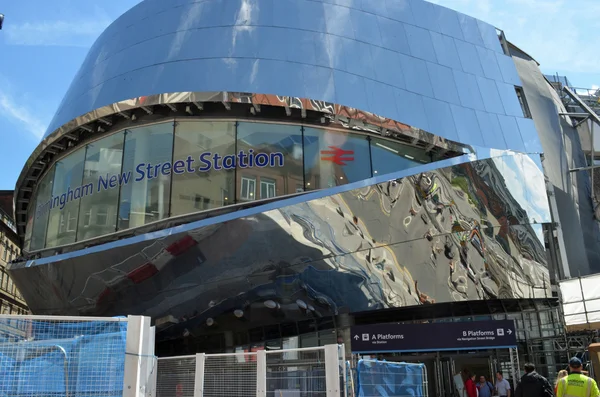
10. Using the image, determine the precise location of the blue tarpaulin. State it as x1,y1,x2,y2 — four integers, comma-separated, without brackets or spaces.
356,360,426,397
0,320,127,397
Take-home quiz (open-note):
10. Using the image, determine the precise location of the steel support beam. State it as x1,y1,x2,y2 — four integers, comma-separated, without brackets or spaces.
563,86,600,125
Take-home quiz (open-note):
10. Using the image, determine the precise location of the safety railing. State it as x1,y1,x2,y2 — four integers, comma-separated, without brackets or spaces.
156,345,346,397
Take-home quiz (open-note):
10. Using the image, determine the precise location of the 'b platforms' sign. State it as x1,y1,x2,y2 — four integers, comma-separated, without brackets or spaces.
320,146,354,166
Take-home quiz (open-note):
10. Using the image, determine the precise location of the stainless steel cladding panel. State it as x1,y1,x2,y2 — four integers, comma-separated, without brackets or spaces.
40,0,539,155
9,153,552,326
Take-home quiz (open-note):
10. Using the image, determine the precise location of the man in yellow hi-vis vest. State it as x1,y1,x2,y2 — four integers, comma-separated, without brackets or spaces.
557,357,600,397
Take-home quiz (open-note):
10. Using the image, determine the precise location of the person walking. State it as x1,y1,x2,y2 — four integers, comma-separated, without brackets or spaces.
514,362,553,397
496,371,511,397
477,375,495,397
555,370,569,395
464,372,478,397
556,357,600,397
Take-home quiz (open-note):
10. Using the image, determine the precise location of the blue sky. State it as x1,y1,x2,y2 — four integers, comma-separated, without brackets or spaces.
0,0,598,191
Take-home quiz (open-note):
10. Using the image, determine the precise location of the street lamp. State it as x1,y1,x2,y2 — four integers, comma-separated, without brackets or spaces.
0,14,4,30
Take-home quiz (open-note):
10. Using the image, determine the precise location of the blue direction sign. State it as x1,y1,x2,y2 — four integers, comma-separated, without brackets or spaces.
351,320,517,353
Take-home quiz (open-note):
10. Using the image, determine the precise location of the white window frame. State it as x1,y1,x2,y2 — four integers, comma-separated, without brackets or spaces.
260,178,276,199
67,211,78,232
96,207,109,226
221,188,230,205
194,195,210,210
83,209,92,227
241,176,256,201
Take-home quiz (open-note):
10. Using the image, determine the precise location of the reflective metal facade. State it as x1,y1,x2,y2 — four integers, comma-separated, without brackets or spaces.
9,152,552,327
40,0,537,150
11,0,554,341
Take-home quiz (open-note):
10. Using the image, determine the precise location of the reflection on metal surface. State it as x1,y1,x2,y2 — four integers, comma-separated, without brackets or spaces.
23,118,466,255
9,152,551,339
15,91,469,239
14,0,538,239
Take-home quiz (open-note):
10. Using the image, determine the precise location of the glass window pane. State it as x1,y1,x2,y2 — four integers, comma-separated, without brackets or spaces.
370,137,431,176
23,205,35,252
170,121,236,216
45,148,86,248
240,176,256,201
303,128,371,190
118,123,173,230
30,168,55,251
236,122,304,201
77,132,125,241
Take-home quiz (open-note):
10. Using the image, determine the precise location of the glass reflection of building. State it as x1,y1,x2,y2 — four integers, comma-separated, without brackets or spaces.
9,0,571,381
24,121,434,249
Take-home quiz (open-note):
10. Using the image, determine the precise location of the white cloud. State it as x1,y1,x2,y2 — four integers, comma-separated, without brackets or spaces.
0,73,49,140
0,92,47,139
5,15,113,47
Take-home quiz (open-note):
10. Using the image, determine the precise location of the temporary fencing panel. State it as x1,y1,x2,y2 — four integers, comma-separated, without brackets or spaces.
204,353,258,397
0,315,155,397
266,347,326,397
156,345,346,397
356,360,428,397
156,355,197,397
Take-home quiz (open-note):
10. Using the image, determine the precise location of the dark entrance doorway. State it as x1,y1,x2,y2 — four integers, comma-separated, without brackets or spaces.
350,320,520,397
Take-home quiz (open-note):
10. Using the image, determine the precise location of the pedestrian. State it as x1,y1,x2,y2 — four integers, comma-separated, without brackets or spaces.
514,362,553,397
555,369,568,395
556,357,600,397
464,371,478,397
477,375,495,397
495,371,511,397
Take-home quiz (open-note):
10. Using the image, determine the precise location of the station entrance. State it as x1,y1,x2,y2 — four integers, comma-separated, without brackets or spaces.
358,348,519,397
350,320,520,397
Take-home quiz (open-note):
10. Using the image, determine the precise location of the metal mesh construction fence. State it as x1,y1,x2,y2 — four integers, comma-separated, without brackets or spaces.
266,347,326,397
204,353,258,397
0,314,129,397
156,345,345,397
157,355,197,397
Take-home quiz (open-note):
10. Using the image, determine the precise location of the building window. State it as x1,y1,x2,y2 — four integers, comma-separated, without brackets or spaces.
515,87,532,118
221,188,230,205
194,195,211,210
67,211,77,232
260,178,276,199
241,177,256,201
303,128,371,190
83,209,92,227
370,137,431,176
96,207,108,226
1,272,7,291
30,167,55,251
170,121,236,216
1,246,6,261
119,124,173,230
45,147,86,248
78,131,125,241
236,122,304,201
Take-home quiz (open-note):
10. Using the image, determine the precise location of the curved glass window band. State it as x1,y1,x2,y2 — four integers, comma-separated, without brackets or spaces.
26,119,439,251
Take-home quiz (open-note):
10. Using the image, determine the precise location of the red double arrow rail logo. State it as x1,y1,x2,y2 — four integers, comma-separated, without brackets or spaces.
320,146,355,166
